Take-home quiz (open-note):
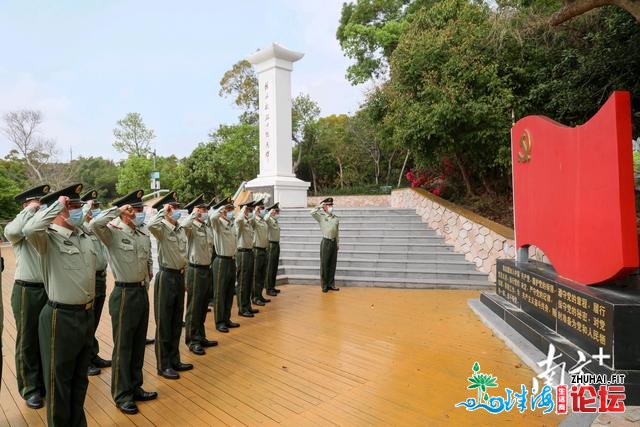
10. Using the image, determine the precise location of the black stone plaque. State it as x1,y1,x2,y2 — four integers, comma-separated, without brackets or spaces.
495,259,640,370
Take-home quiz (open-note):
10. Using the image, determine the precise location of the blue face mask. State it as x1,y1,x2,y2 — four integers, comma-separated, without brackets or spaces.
171,210,182,221
247,212,255,221
66,208,84,227
226,211,234,221
39,203,48,210
91,208,101,217
133,212,146,226
327,206,334,215
259,210,267,218
200,213,209,222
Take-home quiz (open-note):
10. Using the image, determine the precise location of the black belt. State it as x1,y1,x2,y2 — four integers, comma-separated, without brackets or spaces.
188,263,211,270
115,281,145,288
216,255,234,260
15,280,45,288
96,270,106,277
161,267,185,275
48,300,93,311
253,247,267,251
268,240,280,244
237,248,252,252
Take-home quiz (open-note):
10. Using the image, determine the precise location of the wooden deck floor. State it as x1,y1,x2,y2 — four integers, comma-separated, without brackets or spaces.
0,245,565,426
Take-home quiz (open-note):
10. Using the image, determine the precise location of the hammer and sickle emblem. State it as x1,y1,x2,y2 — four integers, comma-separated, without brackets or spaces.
517,130,532,163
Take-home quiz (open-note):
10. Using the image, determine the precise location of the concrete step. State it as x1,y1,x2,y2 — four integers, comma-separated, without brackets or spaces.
280,265,487,280
280,256,478,272
280,274,492,289
280,227,438,236
282,234,445,244
278,214,422,224
280,242,456,251
278,248,466,262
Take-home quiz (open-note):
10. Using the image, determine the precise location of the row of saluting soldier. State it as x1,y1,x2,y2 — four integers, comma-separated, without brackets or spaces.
0,183,286,426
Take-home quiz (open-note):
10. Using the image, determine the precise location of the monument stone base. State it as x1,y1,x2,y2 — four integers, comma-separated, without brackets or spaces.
481,259,640,404
246,176,310,208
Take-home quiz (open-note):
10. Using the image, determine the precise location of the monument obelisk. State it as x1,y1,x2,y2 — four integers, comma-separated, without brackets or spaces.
245,42,310,207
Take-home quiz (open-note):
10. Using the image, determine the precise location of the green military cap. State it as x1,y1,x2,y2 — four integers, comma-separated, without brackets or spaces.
14,184,51,203
253,199,265,208
239,199,254,208
266,202,280,211
211,197,234,209
81,189,100,205
321,197,333,205
184,194,207,213
112,189,145,208
40,183,84,206
151,190,181,210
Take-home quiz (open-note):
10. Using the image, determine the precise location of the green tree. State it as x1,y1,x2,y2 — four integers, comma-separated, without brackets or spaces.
219,60,259,125
337,0,435,84
388,0,513,195
113,112,155,157
173,143,218,201
116,154,179,195
208,124,259,195
73,156,119,200
0,168,22,222
292,94,321,173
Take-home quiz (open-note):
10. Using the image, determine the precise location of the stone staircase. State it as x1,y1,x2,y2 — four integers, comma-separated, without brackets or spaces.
276,207,491,289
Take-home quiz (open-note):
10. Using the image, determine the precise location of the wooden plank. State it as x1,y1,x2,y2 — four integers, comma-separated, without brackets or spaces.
0,245,567,426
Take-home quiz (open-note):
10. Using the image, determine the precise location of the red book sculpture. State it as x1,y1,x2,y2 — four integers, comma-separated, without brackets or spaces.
512,91,638,285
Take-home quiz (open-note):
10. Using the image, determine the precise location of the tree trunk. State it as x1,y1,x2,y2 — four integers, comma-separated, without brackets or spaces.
397,150,410,188
453,151,474,196
337,159,344,189
551,0,640,26
311,168,318,195
385,149,397,185
480,174,495,196
293,139,302,174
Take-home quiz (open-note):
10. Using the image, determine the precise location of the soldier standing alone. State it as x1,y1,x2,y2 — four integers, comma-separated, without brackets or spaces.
311,198,340,293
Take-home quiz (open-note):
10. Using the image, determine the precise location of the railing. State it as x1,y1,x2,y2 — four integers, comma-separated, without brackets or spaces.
232,181,247,202
142,189,170,201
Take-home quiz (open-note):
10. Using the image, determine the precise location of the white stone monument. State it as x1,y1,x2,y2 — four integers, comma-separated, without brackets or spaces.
245,42,310,207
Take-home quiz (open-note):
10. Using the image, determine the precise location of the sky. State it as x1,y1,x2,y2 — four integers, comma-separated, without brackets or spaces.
0,0,366,162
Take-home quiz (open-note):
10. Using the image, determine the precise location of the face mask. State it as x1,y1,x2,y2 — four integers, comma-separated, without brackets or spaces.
259,210,267,218
91,208,101,217
199,212,209,222
247,212,255,221
66,208,84,227
171,210,182,221
327,207,334,214
39,203,48,210
226,211,234,221
133,212,146,226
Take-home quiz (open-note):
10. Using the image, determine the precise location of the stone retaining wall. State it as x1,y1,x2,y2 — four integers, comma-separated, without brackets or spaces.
390,188,547,282
307,195,390,207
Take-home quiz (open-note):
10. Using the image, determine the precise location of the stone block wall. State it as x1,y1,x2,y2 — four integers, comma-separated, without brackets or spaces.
307,195,390,207
390,188,548,282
